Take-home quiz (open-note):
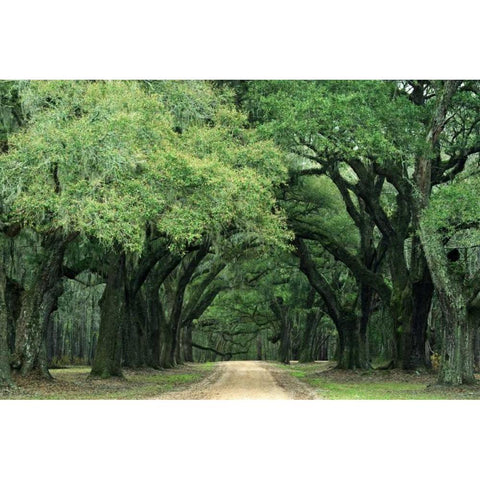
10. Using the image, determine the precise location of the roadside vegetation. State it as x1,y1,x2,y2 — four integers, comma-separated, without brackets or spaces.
279,362,480,399
0,363,215,400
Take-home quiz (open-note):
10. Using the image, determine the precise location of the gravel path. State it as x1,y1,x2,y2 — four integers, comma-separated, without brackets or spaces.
156,360,318,400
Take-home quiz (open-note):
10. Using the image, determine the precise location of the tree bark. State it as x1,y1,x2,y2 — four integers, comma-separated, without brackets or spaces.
359,283,372,368
407,253,434,369
298,289,318,363
12,231,70,378
416,81,476,385
139,250,182,369
336,313,369,369
269,297,291,364
5,277,22,354
159,316,175,368
183,325,194,362
144,278,162,368
0,268,14,386
90,252,127,378
121,291,148,368
278,312,291,365
166,244,210,367
420,226,476,385
437,291,476,385
256,334,263,361
299,311,318,363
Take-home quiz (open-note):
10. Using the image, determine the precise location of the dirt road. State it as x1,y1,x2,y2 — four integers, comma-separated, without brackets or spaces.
157,360,318,400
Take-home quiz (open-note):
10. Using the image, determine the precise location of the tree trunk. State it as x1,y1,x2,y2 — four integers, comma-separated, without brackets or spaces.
336,314,369,369
415,81,464,383
5,277,23,354
46,315,55,365
359,283,373,368
295,237,369,369
474,327,480,373
420,224,476,385
183,325,193,362
437,291,475,385
174,316,185,365
141,251,182,369
165,244,210,367
144,283,161,368
159,319,175,368
407,258,434,369
13,232,69,378
387,240,412,369
168,312,182,367
0,268,13,386
299,288,317,363
299,311,318,363
122,291,147,368
278,313,292,364
121,246,180,369
90,253,127,378
256,334,263,361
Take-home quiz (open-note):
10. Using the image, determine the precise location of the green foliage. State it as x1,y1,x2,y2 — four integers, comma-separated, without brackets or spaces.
1,81,174,250
286,173,359,250
421,174,480,287
145,80,226,131
245,80,425,164
442,84,480,157
0,80,290,253
423,176,480,241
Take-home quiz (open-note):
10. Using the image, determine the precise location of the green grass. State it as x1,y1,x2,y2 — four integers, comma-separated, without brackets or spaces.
306,379,436,400
279,362,480,400
1,362,216,400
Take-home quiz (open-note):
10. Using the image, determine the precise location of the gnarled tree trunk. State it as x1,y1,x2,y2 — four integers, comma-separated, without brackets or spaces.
122,291,148,368
13,231,70,378
436,290,475,385
420,225,476,385
336,313,369,370
90,253,127,378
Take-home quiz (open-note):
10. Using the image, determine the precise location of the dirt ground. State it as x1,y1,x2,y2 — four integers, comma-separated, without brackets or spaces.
157,360,318,400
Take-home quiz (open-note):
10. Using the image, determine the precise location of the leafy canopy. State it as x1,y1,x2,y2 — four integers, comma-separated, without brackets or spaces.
245,80,425,165
0,81,290,252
